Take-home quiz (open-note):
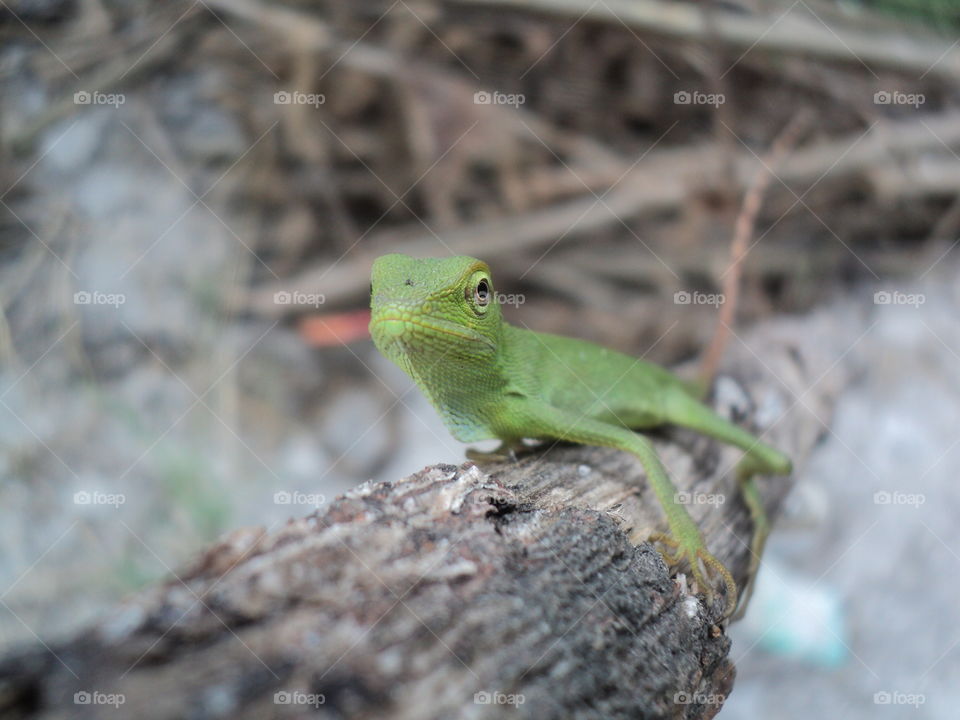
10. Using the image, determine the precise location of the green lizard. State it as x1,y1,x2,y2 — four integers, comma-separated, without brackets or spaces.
369,253,791,617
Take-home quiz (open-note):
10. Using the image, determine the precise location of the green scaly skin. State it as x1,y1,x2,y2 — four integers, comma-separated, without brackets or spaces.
369,254,792,618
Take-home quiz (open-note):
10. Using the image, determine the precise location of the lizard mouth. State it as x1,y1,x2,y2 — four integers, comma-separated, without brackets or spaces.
370,313,495,353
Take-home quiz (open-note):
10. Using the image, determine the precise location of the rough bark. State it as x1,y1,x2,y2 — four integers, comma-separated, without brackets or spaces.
0,303,862,720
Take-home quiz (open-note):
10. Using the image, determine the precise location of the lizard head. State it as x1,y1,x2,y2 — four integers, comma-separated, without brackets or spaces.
369,254,502,371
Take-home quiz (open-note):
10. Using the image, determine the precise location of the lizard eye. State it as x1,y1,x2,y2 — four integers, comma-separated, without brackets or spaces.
464,269,493,314
475,278,490,306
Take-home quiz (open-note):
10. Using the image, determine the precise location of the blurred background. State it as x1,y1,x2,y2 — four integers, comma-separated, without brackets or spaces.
1,0,959,717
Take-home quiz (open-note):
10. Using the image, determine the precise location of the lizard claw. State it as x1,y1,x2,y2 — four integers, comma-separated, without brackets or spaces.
650,532,738,618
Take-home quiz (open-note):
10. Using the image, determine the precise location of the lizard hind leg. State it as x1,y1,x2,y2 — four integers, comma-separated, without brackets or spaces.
662,387,792,476
730,469,770,619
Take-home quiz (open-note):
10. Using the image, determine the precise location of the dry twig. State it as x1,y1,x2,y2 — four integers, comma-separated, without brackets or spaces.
699,114,810,387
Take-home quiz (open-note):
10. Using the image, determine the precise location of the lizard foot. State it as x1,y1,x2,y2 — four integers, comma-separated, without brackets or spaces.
650,531,738,619
466,441,529,465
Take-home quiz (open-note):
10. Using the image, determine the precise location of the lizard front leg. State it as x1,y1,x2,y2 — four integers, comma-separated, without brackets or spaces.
661,387,792,616
465,440,529,464
495,398,738,618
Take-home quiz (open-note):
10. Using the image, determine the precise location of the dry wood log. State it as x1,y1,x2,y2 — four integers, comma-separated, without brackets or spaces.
0,302,862,719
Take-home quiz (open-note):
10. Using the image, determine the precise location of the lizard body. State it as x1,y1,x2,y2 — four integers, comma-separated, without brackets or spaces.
369,253,791,617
